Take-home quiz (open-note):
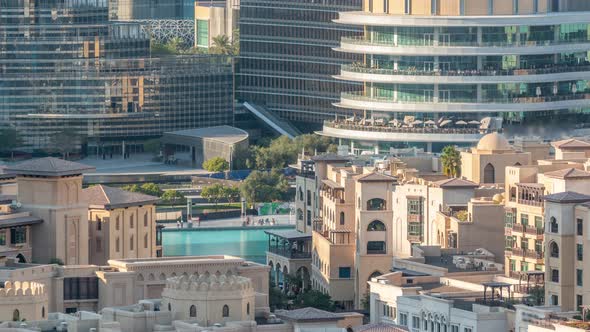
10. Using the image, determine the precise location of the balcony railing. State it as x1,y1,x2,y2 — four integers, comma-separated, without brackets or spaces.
407,234,422,243
342,63,590,78
268,247,311,259
341,91,590,105
324,121,495,135
341,36,590,48
513,224,524,233
524,249,544,260
525,226,544,236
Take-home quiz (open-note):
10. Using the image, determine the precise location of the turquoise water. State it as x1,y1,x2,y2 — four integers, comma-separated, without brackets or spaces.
162,227,293,264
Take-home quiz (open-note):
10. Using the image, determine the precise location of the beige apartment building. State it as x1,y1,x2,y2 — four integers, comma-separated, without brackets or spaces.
5,158,96,266
83,185,160,266
543,191,590,311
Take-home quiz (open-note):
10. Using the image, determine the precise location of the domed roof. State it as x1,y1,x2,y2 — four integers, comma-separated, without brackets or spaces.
476,133,512,151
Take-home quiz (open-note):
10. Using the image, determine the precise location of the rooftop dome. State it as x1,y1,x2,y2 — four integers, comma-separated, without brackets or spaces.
476,132,512,152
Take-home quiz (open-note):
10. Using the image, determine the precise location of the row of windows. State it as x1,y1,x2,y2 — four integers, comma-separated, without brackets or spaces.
399,312,472,332
0,228,27,246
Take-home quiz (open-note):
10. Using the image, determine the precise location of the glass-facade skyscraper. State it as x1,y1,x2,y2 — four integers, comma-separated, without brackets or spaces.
0,0,233,153
238,0,362,128
318,0,590,153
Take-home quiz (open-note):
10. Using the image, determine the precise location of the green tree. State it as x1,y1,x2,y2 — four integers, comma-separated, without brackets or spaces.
0,128,23,158
239,170,289,204
294,290,335,312
51,128,82,159
293,134,335,155
232,144,254,170
221,186,240,203
143,139,161,155
160,189,185,204
140,183,162,197
122,184,141,193
441,145,461,177
201,183,225,208
269,287,288,310
210,35,234,55
202,157,230,172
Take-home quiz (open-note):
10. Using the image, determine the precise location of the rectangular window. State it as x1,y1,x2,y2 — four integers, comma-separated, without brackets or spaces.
521,214,529,226
10,227,26,244
535,216,543,230
196,19,209,48
400,313,408,326
513,0,518,14
0,231,5,246
521,238,529,251
451,326,459,332
535,240,543,253
577,244,583,261
533,0,538,13
404,0,411,14
510,259,516,272
577,295,583,310
577,218,583,236
413,316,421,329
63,277,99,300
521,261,529,272
367,241,386,254
431,0,436,14
505,212,515,227
465,328,473,332
307,211,312,226
460,0,465,15
339,267,351,279
577,269,583,286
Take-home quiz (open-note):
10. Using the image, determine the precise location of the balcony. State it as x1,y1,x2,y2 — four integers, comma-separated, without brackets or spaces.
339,63,590,85
524,249,544,260
525,226,544,237
512,224,524,233
408,214,423,223
268,247,311,259
407,234,422,243
338,91,590,113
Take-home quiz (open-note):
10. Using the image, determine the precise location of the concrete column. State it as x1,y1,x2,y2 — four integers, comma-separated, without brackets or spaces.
433,84,439,103
426,142,433,153
434,56,439,71
477,56,483,70
477,84,483,102
433,27,439,46
477,27,483,45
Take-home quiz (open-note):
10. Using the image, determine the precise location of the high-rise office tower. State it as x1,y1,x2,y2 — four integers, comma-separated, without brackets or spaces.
238,0,362,128
0,0,233,154
318,0,590,153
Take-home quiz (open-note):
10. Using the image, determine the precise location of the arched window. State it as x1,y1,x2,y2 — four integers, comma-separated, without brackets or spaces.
116,216,120,231
515,162,522,166
190,305,197,317
222,305,230,317
550,241,559,258
483,163,495,183
306,190,311,206
144,213,148,227
42,306,45,318
115,237,120,252
144,233,148,249
247,303,250,315
367,198,386,210
367,220,386,231
368,271,382,280
340,212,345,225
297,208,303,221
13,309,19,321
168,303,172,311
130,235,134,251
130,214,134,229
298,188,303,201
550,217,558,233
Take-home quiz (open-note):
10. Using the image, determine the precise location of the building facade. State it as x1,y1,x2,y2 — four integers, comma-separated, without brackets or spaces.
0,0,233,153
320,0,590,152
238,0,362,127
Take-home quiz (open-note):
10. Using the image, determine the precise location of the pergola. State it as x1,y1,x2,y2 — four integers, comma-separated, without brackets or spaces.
482,281,512,303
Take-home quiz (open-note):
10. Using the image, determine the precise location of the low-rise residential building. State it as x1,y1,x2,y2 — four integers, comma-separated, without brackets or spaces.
83,185,161,266
543,191,590,311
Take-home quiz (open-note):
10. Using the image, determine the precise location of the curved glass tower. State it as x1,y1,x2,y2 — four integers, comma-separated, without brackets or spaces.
0,0,233,153
320,0,590,153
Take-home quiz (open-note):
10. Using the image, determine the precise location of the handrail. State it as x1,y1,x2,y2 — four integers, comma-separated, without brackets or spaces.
341,92,590,104
342,36,590,48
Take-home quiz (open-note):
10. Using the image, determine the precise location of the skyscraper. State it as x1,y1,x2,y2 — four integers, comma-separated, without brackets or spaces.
318,0,590,153
0,0,233,154
238,0,362,128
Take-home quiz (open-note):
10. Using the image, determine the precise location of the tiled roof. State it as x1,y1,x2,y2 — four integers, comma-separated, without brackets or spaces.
5,157,95,177
82,185,159,209
551,138,590,149
357,172,397,182
274,307,340,322
543,168,590,179
543,191,590,203
354,323,409,332
433,178,478,188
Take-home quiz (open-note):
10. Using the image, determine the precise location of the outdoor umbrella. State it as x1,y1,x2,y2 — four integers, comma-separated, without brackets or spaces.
455,120,468,125
439,119,452,127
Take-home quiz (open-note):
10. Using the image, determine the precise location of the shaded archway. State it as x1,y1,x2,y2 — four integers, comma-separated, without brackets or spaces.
483,163,495,183
283,265,289,293
296,266,311,292
268,261,276,287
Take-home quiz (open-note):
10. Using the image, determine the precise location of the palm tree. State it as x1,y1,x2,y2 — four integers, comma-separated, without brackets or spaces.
441,145,461,177
210,35,234,55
